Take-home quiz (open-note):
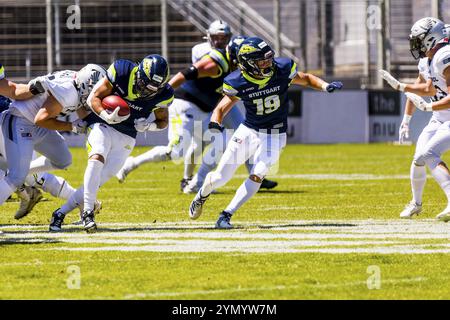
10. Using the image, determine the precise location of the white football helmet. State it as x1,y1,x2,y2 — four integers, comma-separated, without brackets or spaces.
75,63,107,106
409,17,448,59
206,19,232,49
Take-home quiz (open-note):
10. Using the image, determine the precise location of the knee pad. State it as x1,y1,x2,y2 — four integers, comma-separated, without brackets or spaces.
415,150,441,170
251,162,269,179
52,152,72,169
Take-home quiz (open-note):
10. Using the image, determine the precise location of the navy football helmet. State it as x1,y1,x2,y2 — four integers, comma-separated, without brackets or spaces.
227,35,248,68
136,54,170,98
237,37,275,78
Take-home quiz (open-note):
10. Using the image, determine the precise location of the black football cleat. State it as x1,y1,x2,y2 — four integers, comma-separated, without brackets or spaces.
259,179,278,190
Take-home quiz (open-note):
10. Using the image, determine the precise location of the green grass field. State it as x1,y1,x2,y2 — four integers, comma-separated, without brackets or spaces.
1,144,450,299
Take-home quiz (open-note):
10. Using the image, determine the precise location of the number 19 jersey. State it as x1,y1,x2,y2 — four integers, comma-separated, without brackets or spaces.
223,57,297,133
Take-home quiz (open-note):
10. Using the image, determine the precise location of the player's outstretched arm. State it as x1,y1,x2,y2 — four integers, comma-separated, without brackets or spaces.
0,79,34,100
210,95,239,127
169,56,220,89
410,65,450,112
379,70,435,96
291,71,343,92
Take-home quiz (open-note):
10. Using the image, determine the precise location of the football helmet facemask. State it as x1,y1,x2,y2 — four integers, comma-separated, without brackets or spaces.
206,20,232,50
409,17,448,59
237,37,275,78
136,54,170,99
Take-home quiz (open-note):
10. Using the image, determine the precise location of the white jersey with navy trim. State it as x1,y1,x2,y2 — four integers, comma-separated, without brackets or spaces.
191,42,212,64
418,45,450,122
8,70,80,123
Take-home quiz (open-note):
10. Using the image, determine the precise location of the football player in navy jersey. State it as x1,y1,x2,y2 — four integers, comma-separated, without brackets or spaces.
49,55,174,233
189,37,343,229
115,24,278,193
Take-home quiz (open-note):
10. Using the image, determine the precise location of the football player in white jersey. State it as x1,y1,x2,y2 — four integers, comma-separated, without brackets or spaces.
380,17,450,222
0,63,82,219
0,64,107,214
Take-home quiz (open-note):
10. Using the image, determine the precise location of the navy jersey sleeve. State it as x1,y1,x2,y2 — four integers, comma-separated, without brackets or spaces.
222,70,243,99
207,49,230,77
107,59,134,86
153,84,175,108
0,63,5,80
275,57,297,81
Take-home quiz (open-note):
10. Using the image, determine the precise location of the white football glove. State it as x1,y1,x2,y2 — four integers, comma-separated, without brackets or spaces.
71,118,88,134
405,92,433,112
99,107,130,124
379,70,406,91
398,115,412,144
134,117,161,132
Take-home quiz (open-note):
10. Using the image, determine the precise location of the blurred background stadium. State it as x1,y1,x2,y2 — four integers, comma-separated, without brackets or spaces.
1,0,448,144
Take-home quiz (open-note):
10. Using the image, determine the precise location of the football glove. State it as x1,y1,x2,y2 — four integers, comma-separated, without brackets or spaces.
208,121,224,132
398,115,412,144
134,117,163,132
71,119,88,135
324,81,343,93
405,93,433,112
99,107,130,124
379,69,406,91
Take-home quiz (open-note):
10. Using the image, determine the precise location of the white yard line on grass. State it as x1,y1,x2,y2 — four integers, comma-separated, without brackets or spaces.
3,219,450,255
122,277,427,299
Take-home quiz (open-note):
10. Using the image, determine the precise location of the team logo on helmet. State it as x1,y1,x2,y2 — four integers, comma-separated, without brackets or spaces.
239,44,258,55
142,59,153,80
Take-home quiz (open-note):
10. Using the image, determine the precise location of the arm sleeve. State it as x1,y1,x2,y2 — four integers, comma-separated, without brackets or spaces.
106,63,117,84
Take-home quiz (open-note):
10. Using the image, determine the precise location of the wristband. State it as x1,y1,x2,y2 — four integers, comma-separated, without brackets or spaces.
321,82,329,92
402,114,412,123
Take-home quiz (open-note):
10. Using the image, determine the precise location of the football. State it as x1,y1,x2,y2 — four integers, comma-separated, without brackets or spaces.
101,95,130,117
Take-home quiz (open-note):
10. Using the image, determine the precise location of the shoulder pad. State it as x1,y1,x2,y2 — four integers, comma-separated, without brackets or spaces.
208,49,229,74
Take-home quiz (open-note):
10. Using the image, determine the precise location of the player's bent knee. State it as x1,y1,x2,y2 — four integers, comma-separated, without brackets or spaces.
415,150,441,170
89,154,105,163
249,174,263,183
52,153,72,170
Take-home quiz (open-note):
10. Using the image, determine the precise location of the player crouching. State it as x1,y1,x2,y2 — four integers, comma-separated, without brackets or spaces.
49,55,173,233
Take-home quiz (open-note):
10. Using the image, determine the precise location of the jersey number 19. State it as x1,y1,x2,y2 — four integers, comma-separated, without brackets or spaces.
254,95,281,115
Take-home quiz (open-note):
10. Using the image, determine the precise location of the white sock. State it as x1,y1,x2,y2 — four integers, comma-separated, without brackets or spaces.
134,146,170,167
196,160,215,188
60,186,83,214
431,165,450,204
83,159,104,212
42,173,75,199
28,156,59,175
0,179,16,204
225,178,261,214
411,163,426,205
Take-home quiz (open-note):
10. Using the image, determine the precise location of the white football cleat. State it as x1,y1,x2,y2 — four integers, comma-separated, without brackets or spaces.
15,186,43,220
73,200,102,225
189,192,209,220
436,207,450,222
400,201,422,219
116,156,135,183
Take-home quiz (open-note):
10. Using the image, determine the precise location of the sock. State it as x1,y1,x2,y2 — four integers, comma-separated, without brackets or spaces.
60,186,84,214
196,160,216,188
28,156,58,175
83,159,104,212
224,178,261,214
411,163,426,205
42,173,76,199
134,146,170,167
431,165,450,205
0,179,16,204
